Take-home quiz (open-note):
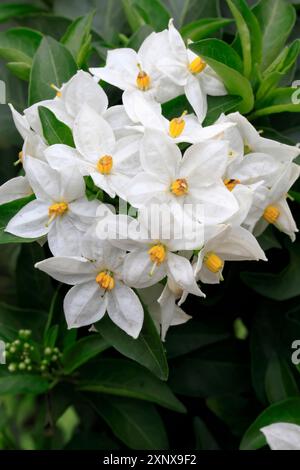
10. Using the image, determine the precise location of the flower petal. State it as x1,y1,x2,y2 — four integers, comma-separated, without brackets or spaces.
0,176,32,205
123,249,166,288
35,256,96,284
167,252,205,297
64,282,107,328
5,199,49,238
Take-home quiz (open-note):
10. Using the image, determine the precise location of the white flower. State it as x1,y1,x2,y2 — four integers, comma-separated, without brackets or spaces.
261,423,300,450
138,283,191,341
35,236,144,338
90,30,182,122
5,157,102,255
244,163,300,241
128,129,239,224
127,92,235,144
0,176,32,205
155,19,227,122
104,211,205,298
218,112,300,167
194,224,267,284
45,103,141,199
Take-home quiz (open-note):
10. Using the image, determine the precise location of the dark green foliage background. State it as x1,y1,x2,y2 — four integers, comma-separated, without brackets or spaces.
0,0,300,451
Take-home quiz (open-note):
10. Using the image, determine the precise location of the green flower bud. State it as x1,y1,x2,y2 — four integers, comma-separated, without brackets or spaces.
44,347,52,356
19,362,26,371
9,346,16,354
27,365,32,371
51,355,58,362
13,339,21,347
8,363,17,372
24,357,31,365
40,365,46,372
23,343,30,350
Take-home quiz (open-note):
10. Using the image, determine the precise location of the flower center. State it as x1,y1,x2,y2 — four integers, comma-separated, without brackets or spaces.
170,178,189,196
244,142,252,155
224,178,241,191
169,110,188,138
14,150,23,166
97,155,113,175
263,205,280,224
204,252,224,273
96,271,115,290
136,63,150,91
188,56,206,74
47,202,68,226
148,244,166,265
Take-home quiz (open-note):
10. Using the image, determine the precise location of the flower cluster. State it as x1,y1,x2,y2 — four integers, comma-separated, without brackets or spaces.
1,20,299,340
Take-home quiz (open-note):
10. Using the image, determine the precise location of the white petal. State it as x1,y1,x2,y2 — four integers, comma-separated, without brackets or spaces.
141,128,181,181
90,48,139,89
216,225,267,261
123,250,166,288
184,76,207,123
8,103,31,140
127,172,169,207
275,198,298,242
58,166,85,202
35,256,96,284
167,252,205,297
24,99,73,135
64,282,107,328
62,70,108,117
5,199,49,238
24,157,60,201
47,215,83,256
45,144,83,171
0,176,32,204
73,103,115,162
107,282,144,338
200,67,227,96
261,423,300,450
122,88,161,123
188,184,238,224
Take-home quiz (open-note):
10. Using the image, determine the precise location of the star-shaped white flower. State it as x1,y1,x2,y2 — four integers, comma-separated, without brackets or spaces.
5,157,103,255
127,129,239,224
261,423,300,450
35,235,144,338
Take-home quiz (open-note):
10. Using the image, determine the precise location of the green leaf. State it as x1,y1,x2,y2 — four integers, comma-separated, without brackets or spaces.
0,27,42,66
240,398,300,450
227,0,262,79
78,358,186,413
0,302,47,342
166,318,230,358
29,36,77,105
62,335,109,374
0,196,39,245
0,374,49,395
181,18,232,42
194,417,219,450
190,38,244,73
0,4,45,23
6,62,31,81
126,24,154,50
250,87,300,119
253,0,296,70
89,395,169,449
96,307,169,381
190,40,254,114
265,357,299,404
241,239,300,300
122,0,145,33
38,106,75,147
162,0,219,28
61,11,94,67
132,0,170,31
84,175,103,201
203,95,242,125
44,325,59,349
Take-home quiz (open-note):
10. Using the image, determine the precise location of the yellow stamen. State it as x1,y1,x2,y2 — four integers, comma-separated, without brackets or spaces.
47,202,68,226
263,205,280,224
169,110,188,138
148,244,166,265
51,83,62,98
188,56,206,74
204,252,224,273
136,63,150,91
96,271,115,290
14,150,23,166
170,178,188,196
97,155,113,175
224,178,241,191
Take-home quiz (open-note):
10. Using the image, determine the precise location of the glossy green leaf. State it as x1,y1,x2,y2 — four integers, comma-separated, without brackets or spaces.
0,196,38,245
265,357,299,404
190,41,254,113
241,239,300,300
0,27,42,65
132,0,170,31
89,395,169,449
0,4,45,23
0,302,47,342
6,61,31,81
38,106,75,147
240,398,300,450
62,335,110,374
162,0,219,28
61,11,94,67
0,375,49,395
29,36,77,105
96,307,169,381
181,18,232,42
79,358,185,413
253,0,296,70
203,95,242,125
250,87,300,119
